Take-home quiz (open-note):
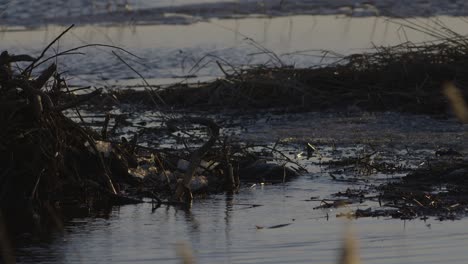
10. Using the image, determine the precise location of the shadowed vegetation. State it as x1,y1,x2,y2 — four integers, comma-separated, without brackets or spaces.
106,21,468,115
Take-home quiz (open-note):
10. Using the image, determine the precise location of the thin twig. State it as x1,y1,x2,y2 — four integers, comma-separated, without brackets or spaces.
23,24,75,75
112,50,166,107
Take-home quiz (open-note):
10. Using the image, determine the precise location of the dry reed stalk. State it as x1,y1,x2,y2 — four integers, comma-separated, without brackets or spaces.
0,212,15,264
443,82,468,123
176,242,195,264
338,224,361,264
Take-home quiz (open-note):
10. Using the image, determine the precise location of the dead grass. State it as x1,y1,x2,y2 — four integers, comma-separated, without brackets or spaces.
110,20,464,115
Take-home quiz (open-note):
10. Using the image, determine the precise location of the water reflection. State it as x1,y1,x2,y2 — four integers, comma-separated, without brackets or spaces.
224,193,234,250
10,176,468,263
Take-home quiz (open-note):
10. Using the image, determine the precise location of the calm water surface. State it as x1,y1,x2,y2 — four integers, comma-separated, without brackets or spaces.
14,177,468,264
2,15,468,86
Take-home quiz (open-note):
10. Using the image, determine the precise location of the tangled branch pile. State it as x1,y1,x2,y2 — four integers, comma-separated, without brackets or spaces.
0,50,300,227
0,51,141,224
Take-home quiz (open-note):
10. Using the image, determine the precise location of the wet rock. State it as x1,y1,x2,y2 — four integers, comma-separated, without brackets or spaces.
177,159,190,172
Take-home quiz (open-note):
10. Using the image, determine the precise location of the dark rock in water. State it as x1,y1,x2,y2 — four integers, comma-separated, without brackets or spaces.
444,167,468,182
435,148,462,157
239,161,299,183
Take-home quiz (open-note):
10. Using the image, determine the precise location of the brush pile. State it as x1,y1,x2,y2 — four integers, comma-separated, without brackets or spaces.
0,50,142,224
148,34,468,114
0,50,299,224
375,158,468,220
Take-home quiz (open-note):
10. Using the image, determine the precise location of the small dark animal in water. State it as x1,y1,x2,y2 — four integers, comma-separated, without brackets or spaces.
239,160,299,183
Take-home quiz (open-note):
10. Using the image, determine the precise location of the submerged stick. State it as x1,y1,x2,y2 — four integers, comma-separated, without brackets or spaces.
101,113,110,140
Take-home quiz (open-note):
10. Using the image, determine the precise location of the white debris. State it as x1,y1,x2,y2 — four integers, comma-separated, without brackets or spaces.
94,141,112,157
128,166,158,179
197,160,219,173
